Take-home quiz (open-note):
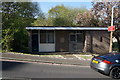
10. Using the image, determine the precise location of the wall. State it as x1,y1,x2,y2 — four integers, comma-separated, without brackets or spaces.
55,30,69,52
92,31,110,54
28,30,110,54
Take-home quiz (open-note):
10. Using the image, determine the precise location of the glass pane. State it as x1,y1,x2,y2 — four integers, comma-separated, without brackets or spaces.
47,31,54,43
40,31,46,43
70,35,76,42
100,37,103,42
77,34,83,43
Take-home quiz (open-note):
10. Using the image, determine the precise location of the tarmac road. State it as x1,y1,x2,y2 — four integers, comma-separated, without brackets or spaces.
1,61,110,79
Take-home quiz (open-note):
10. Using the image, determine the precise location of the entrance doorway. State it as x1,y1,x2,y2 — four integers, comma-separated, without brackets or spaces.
69,31,84,52
32,33,39,52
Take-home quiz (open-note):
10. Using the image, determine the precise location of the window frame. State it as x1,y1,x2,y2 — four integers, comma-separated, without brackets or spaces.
69,31,83,43
40,30,55,43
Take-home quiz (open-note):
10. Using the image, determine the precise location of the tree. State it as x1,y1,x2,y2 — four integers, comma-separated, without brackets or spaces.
92,2,120,26
48,5,87,26
76,2,120,27
32,16,53,26
1,2,41,52
76,11,99,26
114,29,120,52
32,5,87,26
92,2,120,52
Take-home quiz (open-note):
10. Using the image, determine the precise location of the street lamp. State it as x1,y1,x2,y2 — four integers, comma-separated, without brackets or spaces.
109,6,115,53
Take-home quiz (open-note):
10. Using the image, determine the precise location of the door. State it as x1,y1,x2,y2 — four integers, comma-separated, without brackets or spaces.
69,31,84,52
32,34,39,52
69,34,76,52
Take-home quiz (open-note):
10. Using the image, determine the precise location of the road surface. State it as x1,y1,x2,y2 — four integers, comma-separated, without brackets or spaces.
2,61,110,79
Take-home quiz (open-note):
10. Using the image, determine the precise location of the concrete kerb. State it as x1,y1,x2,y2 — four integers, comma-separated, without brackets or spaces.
2,52,95,60
1,57,55,63
5,52,64,58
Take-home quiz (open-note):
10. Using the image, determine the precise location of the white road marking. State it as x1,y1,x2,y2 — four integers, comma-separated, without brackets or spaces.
73,54,85,60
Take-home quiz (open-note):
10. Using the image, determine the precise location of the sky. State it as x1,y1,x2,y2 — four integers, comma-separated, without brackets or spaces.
38,2,93,14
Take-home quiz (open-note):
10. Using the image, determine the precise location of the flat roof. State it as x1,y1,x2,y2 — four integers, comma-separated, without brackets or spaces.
26,27,108,30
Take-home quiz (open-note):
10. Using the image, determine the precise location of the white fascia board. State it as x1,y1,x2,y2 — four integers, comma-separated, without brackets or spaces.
26,27,108,30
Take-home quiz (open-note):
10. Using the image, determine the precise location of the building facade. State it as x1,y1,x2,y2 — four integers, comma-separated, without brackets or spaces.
26,27,110,54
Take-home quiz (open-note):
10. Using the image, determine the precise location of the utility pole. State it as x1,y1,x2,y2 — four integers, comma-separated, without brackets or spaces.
109,6,114,53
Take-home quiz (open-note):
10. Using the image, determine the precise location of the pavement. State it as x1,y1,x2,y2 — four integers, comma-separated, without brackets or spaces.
1,52,93,66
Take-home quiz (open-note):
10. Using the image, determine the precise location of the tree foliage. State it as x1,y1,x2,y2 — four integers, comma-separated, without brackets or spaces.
1,2,41,52
32,5,87,26
49,5,87,26
32,17,53,26
92,2,120,26
76,11,99,26
76,2,120,27
92,2,120,52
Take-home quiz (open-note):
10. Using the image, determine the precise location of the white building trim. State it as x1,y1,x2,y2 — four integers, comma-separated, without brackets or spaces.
26,27,108,31
39,43,55,52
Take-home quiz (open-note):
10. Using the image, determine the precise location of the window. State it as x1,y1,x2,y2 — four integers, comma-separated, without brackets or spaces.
100,36,103,42
77,34,83,43
47,31,54,43
40,31,46,43
70,34,76,42
40,31,54,43
69,31,83,43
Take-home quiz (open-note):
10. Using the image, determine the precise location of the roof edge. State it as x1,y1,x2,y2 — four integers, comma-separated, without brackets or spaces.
26,27,108,30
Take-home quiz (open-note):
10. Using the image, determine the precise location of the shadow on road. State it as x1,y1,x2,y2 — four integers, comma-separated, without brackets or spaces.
2,61,27,70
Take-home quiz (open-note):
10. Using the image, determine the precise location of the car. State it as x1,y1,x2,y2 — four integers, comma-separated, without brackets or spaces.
90,53,120,79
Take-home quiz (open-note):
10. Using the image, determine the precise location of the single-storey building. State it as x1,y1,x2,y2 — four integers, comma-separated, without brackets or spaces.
26,26,110,54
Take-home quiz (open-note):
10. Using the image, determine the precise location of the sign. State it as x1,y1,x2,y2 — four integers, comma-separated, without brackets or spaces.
108,26,115,31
